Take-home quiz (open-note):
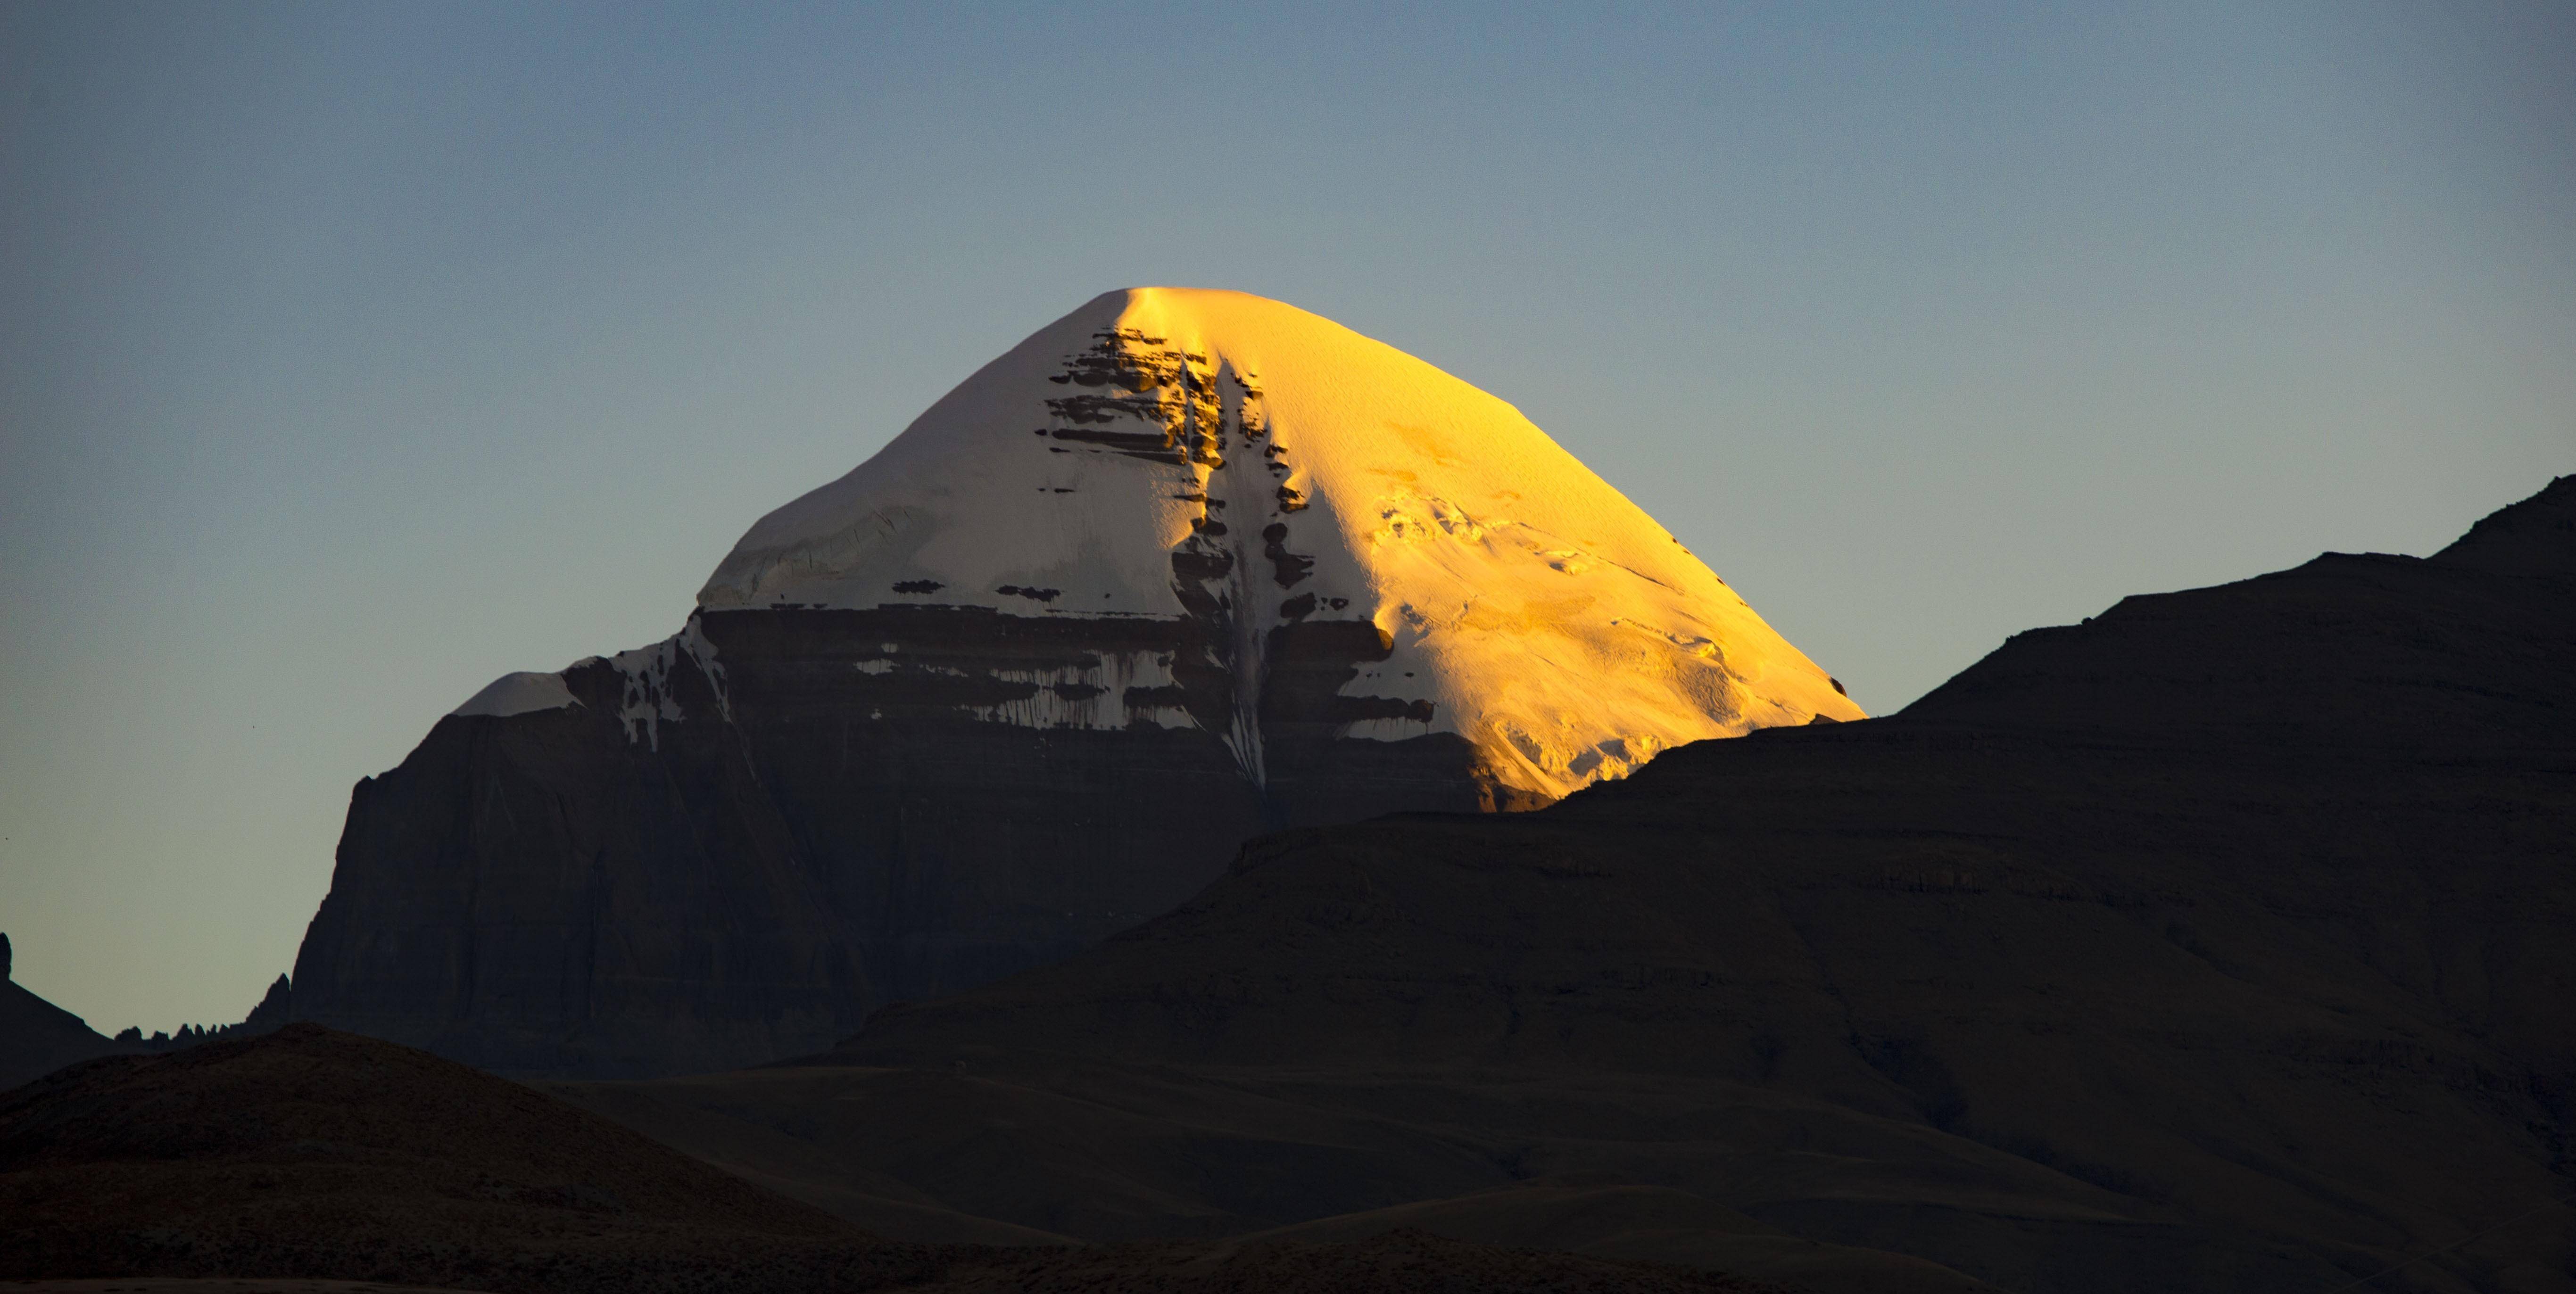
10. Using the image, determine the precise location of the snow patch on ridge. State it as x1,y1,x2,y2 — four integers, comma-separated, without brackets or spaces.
678,617,731,721
451,672,578,719
602,639,687,750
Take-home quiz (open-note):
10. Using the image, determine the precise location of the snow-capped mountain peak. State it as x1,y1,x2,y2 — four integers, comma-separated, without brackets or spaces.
697,288,1857,801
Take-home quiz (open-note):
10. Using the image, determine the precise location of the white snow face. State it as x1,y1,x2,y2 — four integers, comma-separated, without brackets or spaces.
698,288,1861,801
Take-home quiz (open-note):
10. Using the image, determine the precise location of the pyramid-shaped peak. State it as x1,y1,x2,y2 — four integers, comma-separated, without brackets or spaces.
700,288,1858,802
296,290,1871,1077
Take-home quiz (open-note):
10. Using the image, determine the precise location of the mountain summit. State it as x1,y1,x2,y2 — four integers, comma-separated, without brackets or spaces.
703,288,1857,799
290,289,1855,1075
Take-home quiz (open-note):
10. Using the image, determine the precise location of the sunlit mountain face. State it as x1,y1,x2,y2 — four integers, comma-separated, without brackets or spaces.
290,289,1856,1077
700,287,1857,801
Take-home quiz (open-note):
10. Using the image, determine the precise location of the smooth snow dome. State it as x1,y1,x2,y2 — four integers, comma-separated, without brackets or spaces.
702,288,1862,799
449,671,578,719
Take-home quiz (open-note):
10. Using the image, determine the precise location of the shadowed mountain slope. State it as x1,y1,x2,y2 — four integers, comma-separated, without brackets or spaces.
655,476,2573,1293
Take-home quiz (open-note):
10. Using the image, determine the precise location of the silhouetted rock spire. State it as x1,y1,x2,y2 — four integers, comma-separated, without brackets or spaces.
242,973,293,1030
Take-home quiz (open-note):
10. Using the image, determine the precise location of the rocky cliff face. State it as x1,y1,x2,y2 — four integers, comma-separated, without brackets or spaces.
290,288,1856,1077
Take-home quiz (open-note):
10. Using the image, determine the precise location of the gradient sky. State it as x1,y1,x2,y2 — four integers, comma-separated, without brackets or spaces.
3,1,2568,1034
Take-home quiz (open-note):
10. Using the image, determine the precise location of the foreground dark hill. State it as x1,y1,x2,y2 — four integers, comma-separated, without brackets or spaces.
555,478,2574,1294
550,1056,1998,1294
0,1024,903,1290
0,1026,1797,1294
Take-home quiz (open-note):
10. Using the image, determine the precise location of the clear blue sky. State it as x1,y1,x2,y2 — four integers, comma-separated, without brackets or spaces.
3,1,2568,1034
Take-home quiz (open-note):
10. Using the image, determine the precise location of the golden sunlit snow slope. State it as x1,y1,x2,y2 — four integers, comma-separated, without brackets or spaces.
701,288,1859,801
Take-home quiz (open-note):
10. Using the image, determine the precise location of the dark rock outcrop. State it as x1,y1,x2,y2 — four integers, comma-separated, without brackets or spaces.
94,974,296,1058
238,972,293,1029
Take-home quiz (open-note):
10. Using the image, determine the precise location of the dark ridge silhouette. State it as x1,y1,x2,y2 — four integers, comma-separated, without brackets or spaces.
0,932,119,1090
103,973,297,1054
0,944,295,1088
533,477,2574,1293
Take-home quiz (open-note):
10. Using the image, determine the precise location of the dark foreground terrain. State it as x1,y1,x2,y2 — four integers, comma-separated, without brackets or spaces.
537,477,2576,1293
0,1024,1794,1293
0,1024,903,1291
